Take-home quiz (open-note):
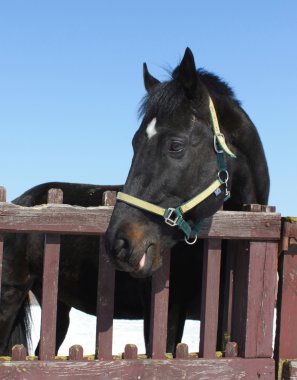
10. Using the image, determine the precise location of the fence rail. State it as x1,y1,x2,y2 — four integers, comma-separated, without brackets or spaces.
0,185,288,379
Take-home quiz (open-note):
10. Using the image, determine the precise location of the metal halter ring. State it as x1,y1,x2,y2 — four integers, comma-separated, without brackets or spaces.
218,169,229,185
184,235,198,245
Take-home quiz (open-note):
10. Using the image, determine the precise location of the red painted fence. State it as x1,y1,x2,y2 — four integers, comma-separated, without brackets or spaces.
0,185,293,379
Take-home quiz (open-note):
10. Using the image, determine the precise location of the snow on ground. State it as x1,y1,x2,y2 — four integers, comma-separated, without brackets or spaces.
30,306,200,356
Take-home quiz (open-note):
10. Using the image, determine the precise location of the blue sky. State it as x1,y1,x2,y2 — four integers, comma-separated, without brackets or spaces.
0,1,296,216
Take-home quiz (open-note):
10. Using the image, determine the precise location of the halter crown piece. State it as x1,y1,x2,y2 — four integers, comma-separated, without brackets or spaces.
116,96,236,245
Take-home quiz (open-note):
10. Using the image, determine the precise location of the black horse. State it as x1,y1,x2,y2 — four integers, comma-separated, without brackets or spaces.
106,47,269,344
0,47,269,356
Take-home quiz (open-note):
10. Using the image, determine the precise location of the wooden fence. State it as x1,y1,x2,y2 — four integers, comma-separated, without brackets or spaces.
0,185,293,379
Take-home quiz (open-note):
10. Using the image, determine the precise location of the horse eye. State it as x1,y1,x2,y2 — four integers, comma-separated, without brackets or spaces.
168,140,184,153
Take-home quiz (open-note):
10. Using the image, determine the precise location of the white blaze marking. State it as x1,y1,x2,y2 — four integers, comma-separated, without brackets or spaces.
146,118,157,139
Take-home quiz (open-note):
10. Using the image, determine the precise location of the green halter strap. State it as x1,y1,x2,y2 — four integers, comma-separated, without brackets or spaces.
116,96,236,244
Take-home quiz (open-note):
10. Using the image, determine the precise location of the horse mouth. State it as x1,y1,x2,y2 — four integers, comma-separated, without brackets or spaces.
137,253,147,271
131,244,161,278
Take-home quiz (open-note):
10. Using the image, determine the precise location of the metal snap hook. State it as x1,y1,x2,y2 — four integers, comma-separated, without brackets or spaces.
218,169,229,184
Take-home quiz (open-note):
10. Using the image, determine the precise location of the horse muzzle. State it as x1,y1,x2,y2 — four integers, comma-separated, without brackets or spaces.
105,221,162,277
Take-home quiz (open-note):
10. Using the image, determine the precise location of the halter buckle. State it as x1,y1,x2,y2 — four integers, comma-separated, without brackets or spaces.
164,208,180,227
214,133,225,154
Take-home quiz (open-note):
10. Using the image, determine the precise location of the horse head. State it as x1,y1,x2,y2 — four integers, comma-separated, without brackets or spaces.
106,48,244,277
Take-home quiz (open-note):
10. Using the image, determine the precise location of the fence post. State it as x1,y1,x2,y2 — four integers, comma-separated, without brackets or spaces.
148,250,171,359
275,218,297,360
232,205,278,358
96,191,116,360
199,238,222,358
39,188,63,360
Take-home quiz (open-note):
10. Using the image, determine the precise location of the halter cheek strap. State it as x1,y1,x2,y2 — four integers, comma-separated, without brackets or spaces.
116,96,236,245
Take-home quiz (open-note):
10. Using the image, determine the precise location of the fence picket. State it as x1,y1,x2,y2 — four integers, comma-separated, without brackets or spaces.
39,189,63,360
199,239,222,358
96,191,116,360
148,250,171,359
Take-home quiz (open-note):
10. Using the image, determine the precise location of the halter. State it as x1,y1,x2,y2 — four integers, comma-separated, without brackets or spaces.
116,96,236,245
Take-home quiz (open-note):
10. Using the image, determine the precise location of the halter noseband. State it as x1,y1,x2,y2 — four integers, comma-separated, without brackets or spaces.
116,96,236,245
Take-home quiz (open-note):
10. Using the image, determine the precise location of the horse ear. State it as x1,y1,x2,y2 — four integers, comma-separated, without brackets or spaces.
173,47,198,98
143,63,160,92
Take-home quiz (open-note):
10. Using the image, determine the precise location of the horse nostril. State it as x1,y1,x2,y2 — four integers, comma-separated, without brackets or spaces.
113,238,129,258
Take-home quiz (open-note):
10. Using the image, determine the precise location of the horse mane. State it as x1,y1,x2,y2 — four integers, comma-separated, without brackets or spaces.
139,68,241,119
197,69,241,106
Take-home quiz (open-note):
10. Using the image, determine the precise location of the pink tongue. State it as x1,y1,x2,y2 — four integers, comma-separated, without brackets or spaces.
138,254,146,270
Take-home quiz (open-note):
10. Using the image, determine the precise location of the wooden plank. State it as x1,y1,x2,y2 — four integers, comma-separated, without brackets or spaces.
225,342,238,358
69,345,84,361
102,191,117,206
39,189,63,360
0,204,281,240
0,202,113,235
124,344,138,359
232,241,277,358
148,250,170,359
199,239,222,358
96,237,115,360
176,343,189,359
11,344,27,361
246,242,277,358
281,217,297,251
0,358,275,379
0,187,6,203
275,247,297,360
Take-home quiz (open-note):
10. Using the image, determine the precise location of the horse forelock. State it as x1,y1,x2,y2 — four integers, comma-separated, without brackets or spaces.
138,81,186,120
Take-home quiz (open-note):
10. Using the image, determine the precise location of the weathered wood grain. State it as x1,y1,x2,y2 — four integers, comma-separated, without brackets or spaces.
275,247,297,360
0,187,6,203
96,237,115,360
102,191,117,207
175,343,189,359
0,358,275,379
0,203,281,239
11,345,27,361
39,190,63,360
0,202,113,235
199,239,222,358
232,241,278,358
225,342,238,358
69,345,84,361
124,344,138,360
148,250,171,359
